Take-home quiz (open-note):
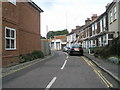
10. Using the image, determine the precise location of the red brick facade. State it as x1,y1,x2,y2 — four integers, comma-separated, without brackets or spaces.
2,2,43,67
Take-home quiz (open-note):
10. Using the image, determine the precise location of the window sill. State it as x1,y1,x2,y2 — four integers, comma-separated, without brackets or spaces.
113,19,117,22
109,22,113,25
5,49,17,51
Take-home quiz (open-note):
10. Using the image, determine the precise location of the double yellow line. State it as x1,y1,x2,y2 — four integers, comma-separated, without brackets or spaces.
81,56,113,88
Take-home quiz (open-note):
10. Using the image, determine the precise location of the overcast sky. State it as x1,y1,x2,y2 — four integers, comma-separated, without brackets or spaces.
32,0,113,37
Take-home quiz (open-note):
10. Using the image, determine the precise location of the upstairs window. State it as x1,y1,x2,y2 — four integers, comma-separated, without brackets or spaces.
100,19,103,32
5,27,16,50
8,0,16,5
92,24,95,35
95,23,97,34
113,6,117,20
110,11,113,23
103,16,106,31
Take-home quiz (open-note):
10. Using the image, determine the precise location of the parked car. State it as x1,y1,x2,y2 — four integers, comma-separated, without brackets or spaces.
63,46,70,52
68,44,83,56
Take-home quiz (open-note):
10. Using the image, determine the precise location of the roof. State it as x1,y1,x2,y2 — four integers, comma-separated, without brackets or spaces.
54,35,67,39
28,0,44,12
106,2,116,12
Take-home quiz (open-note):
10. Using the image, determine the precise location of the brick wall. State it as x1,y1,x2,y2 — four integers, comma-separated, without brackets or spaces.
2,2,42,67
18,2,41,55
0,2,2,67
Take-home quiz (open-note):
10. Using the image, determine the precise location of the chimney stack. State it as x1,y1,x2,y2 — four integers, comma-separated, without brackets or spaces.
85,18,91,24
91,14,98,21
76,25,80,29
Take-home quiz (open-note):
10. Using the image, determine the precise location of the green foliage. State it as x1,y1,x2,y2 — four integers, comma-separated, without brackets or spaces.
94,37,120,64
40,35,46,39
31,51,44,59
19,51,44,63
89,47,97,53
108,57,120,64
47,29,69,39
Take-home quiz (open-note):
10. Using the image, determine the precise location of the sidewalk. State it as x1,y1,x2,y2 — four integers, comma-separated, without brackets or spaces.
84,53,120,83
0,52,54,77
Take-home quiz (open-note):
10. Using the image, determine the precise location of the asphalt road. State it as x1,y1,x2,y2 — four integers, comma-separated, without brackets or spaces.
2,51,119,89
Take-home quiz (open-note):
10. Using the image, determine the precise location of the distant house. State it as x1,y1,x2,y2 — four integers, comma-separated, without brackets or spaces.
48,35,67,50
1,1,43,67
66,30,76,47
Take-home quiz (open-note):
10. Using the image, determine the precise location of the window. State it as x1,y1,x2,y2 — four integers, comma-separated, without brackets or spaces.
5,27,16,50
110,11,113,23
8,0,16,5
95,23,97,34
100,19,103,32
108,34,113,39
113,6,117,20
92,24,95,35
103,17,106,31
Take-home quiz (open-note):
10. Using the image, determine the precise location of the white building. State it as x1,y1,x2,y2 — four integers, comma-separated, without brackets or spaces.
49,35,67,50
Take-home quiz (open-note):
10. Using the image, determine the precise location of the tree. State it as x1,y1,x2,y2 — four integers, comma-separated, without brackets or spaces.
40,35,46,39
47,29,68,39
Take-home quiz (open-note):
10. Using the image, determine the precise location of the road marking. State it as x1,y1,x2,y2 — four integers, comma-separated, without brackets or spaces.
94,69,110,88
81,56,113,88
66,56,69,59
65,53,68,56
61,60,67,70
45,77,57,90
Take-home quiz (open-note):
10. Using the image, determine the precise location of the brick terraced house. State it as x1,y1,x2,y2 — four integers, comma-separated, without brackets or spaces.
1,0,43,67
67,0,120,49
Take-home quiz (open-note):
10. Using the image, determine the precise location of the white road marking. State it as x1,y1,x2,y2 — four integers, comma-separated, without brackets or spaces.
66,56,69,59
45,77,57,90
65,53,68,56
61,60,67,70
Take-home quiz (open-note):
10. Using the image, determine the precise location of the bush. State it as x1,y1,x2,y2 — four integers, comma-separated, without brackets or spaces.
89,47,95,53
108,57,120,64
31,50,44,59
94,37,120,59
19,50,44,63
19,55,27,63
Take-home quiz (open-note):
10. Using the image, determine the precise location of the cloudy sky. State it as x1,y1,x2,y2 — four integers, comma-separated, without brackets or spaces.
32,0,113,37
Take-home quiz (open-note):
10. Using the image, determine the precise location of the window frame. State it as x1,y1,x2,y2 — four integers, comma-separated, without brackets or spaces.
103,16,106,31
100,19,103,32
5,27,16,50
113,6,117,20
110,11,113,23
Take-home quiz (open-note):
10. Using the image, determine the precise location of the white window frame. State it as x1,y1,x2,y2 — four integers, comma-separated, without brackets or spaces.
100,19,103,32
95,23,97,34
92,24,95,35
113,6,117,20
5,27,16,50
110,11,113,23
103,16,106,31
7,0,16,5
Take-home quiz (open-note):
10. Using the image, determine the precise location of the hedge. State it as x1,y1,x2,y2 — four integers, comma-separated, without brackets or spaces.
19,50,44,63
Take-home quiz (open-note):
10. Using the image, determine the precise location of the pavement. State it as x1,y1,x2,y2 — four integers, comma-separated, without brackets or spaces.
0,52,54,76
84,52,120,83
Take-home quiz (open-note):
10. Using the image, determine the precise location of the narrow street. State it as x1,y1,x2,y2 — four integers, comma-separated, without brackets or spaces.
2,51,119,88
